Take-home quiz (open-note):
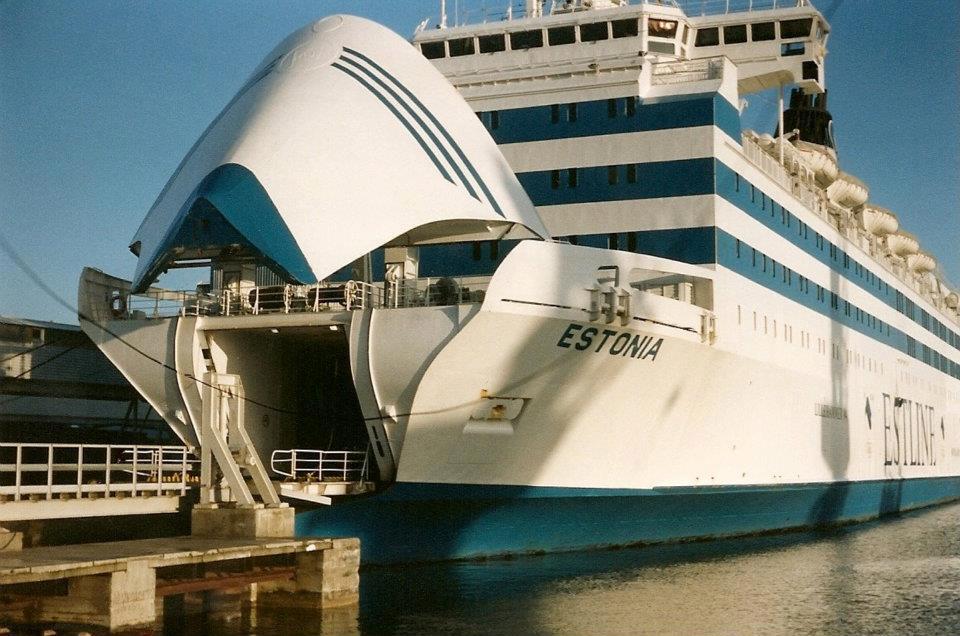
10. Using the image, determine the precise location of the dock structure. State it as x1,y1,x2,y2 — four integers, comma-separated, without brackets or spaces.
0,534,360,631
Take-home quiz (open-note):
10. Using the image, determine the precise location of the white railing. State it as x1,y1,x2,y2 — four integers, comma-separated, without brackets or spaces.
675,0,809,16
271,449,369,483
0,444,197,502
117,276,492,320
651,58,723,85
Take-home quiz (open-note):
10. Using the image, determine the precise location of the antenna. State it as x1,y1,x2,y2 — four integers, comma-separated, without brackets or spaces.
440,0,448,28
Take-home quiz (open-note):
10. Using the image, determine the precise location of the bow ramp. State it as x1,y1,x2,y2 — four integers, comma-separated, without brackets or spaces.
77,14,549,508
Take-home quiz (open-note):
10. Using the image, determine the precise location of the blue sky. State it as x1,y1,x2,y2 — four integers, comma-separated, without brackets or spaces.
1,0,957,325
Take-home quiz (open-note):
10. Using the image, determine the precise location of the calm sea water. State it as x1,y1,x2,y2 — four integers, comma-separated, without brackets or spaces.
167,502,960,635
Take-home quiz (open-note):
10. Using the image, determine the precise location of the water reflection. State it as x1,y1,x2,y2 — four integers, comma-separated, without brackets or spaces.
154,502,960,635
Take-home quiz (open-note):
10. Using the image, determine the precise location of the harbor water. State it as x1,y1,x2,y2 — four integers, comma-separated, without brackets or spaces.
162,501,960,635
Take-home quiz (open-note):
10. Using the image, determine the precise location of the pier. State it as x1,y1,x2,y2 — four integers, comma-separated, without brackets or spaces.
0,532,359,631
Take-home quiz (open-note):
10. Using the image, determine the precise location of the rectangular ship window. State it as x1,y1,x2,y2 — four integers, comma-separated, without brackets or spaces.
780,18,813,39
695,27,719,47
448,37,475,57
548,25,576,46
607,98,617,118
510,29,544,50
551,170,561,190
568,168,578,187
608,165,619,185
551,104,560,123
751,22,775,41
612,19,639,39
580,22,609,42
420,41,445,59
723,24,747,44
649,19,678,39
627,164,637,183
568,103,578,122
625,97,636,117
479,34,506,53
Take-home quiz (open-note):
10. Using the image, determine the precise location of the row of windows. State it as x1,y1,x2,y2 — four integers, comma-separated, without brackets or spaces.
694,18,815,47
418,16,683,60
549,164,640,189
726,167,960,357
733,235,960,382
737,304,886,376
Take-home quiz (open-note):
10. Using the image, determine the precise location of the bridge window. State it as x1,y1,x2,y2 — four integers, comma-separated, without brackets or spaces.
510,29,544,50
448,37,475,57
648,19,678,39
723,24,747,45
780,18,813,39
548,25,576,45
695,27,719,47
580,22,609,42
612,18,639,38
751,22,775,41
479,33,506,53
420,41,445,59
781,42,806,56
648,41,675,54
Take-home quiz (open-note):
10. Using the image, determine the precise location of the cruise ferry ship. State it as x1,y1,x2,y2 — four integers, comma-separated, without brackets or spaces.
78,0,960,563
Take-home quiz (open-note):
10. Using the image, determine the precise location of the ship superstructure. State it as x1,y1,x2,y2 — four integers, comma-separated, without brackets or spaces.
77,3,960,563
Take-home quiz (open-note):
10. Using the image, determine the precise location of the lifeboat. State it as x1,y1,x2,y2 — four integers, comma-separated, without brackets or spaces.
858,204,899,236
886,231,919,257
793,140,838,186
907,251,937,274
826,171,868,208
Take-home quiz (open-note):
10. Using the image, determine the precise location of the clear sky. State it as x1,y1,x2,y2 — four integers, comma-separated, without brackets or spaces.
1,0,957,325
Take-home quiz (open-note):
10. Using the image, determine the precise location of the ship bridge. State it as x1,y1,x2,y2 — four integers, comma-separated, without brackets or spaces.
413,0,827,99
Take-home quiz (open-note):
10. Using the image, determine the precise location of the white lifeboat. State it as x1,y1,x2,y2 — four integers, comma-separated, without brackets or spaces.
907,251,937,274
827,171,869,208
793,140,839,187
858,204,899,236
886,231,920,257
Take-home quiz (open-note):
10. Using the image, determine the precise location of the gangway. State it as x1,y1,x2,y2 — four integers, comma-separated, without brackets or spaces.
0,443,197,522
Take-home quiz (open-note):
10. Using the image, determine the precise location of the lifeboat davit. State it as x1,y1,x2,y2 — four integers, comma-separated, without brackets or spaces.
793,140,839,186
907,251,937,274
827,171,869,208
886,231,920,257
858,204,899,236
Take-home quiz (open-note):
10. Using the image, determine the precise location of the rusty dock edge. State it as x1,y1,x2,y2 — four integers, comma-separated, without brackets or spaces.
0,534,360,632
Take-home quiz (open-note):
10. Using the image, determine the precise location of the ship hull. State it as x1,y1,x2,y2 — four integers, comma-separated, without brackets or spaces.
297,478,960,563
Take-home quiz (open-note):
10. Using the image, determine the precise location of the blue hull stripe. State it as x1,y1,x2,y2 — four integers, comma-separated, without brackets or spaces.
296,478,960,563
480,93,741,144
517,158,714,206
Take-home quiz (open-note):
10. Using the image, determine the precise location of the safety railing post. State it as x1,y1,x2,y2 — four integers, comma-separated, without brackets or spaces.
181,447,188,495
132,445,139,495
77,445,83,498
105,445,112,497
14,445,22,501
46,445,53,500
157,448,163,495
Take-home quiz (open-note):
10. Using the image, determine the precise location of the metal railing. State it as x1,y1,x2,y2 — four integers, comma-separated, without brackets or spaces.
0,444,197,501
117,275,492,320
651,58,724,85
271,449,370,483
675,0,810,16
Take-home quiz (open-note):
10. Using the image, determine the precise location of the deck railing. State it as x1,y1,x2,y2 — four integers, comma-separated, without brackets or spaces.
118,275,491,320
0,444,197,502
271,449,369,483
